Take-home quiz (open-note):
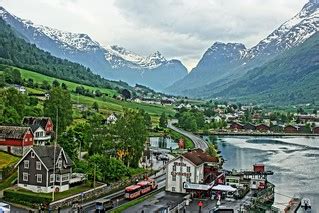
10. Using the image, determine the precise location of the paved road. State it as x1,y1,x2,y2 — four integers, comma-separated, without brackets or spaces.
168,120,208,151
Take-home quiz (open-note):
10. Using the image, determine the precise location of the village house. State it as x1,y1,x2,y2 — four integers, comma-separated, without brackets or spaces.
22,117,54,145
106,113,118,124
244,123,256,132
16,146,74,193
166,149,220,195
256,124,270,133
284,125,299,133
0,126,34,156
14,85,26,94
230,122,244,131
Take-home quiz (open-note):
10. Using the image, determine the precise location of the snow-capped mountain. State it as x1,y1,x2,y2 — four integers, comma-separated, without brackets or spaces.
0,6,187,91
167,0,319,95
105,45,168,69
245,0,319,59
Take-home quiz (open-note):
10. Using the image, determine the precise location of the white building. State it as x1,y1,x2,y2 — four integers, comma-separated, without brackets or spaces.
166,149,220,194
106,113,118,124
30,125,51,146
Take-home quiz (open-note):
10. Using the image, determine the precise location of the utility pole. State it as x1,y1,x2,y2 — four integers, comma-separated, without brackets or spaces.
93,164,96,188
52,108,58,202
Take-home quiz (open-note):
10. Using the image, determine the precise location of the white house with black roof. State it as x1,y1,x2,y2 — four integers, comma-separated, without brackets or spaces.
16,145,73,193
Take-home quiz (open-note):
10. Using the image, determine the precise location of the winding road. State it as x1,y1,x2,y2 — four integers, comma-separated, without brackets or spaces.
168,119,208,151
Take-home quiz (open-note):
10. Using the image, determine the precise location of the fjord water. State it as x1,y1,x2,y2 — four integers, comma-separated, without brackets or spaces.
218,136,319,212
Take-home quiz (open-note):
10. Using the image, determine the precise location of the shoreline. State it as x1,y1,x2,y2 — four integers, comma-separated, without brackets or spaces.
199,132,319,137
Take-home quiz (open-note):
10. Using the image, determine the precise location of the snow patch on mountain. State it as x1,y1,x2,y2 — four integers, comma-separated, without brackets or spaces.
246,1,319,59
105,45,168,69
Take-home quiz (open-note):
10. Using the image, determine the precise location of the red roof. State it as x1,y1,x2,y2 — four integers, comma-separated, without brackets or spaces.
183,149,219,166
125,185,141,192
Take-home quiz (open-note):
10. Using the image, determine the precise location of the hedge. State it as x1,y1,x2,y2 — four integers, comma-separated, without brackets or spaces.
3,189,51,207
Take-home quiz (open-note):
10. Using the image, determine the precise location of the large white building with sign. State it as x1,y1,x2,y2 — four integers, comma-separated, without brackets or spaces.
165,149,220,194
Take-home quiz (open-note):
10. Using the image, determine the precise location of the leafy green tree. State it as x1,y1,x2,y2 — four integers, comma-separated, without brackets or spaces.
41,80,51,90
61,83,68,90
113,109,148,168
3,68,22,84
44,87,73,134
58,129,79,161
159,112,168,128
0,73,5,88
92,101,99,112
4,88,26,118
139,109,152,129
27,78,34,88
52,80,60,88
207,144,218,158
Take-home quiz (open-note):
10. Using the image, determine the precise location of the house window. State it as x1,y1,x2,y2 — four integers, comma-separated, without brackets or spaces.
172,175,176,181
37,174,42,183
24,160,29,169
31,152,35,158
56,174,61,182
172,187,176,192
187,166,191,172
23,172,28,181
50,174,55,183
173,165,176,171
29,138,32,142
57,160,62,168
62,174,69,182
36,161,41,170
187,177,191,183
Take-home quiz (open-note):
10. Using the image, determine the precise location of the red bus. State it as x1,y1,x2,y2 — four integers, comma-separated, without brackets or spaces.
124,178,158,200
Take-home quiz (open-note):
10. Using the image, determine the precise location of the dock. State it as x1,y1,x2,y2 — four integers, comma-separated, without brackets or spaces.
284,198,301,213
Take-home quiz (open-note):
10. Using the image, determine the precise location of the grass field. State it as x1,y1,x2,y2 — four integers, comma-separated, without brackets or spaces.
0,152,20,170
16,67,118,96
2,66,176,117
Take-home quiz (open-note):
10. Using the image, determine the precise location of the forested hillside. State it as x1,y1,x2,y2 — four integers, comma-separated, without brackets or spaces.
0,18,127,90
212,32,319,104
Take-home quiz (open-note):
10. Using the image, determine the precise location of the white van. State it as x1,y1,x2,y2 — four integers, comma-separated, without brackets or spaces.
0,202,10,213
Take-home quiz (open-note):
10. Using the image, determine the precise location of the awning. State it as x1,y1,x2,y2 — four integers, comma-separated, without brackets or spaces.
183,182,212,191
212,185,236,192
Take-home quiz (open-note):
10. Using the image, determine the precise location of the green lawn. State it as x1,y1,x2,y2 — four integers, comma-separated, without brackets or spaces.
0,152,20,170
2,65,175,117
17,67,118,96
0,172,17,191
72,93,175,116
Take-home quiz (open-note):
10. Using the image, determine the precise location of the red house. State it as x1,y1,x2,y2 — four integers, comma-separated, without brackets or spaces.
313,127,319,134
22,117,54,134
0,126,34,156
256,124,270,132
284,125,299,133
230,122,244,131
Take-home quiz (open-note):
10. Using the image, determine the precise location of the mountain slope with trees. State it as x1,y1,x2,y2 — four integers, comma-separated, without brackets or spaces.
205,32,319,104
0,18,129,90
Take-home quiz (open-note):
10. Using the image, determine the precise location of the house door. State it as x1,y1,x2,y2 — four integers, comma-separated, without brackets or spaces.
7,146,11,154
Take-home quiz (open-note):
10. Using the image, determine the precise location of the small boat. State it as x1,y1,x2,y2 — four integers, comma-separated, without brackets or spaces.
301,198,311,211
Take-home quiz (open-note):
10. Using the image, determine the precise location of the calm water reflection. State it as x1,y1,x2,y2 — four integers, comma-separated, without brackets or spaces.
218,136,319,212
150,137,179,150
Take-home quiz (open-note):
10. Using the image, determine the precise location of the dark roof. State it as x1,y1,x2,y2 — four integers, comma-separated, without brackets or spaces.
0,126,31,139
182,149,219,166
22,117,51,130
29,124,42,132
32,145,73,169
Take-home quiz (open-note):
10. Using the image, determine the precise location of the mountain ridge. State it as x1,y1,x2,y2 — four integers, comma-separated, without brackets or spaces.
0,6,187,91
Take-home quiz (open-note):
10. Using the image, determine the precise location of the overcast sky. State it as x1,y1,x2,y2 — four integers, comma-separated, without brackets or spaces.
0,0,308,70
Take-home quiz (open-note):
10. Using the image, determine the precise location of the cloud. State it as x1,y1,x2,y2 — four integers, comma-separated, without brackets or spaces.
0,0,308,70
